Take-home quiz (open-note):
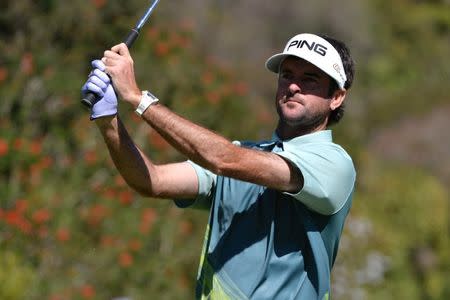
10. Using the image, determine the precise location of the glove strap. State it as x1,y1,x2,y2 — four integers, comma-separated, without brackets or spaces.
135,90,159,116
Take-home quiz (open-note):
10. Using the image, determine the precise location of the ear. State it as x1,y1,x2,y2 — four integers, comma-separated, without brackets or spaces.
329,89,347,111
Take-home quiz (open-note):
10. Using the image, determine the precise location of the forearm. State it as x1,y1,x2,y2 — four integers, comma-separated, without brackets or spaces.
136,103,302,192
95,116,156,196
140,104,235,175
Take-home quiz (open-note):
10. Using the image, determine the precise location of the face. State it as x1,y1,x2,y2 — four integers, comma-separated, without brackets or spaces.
275,56,335,133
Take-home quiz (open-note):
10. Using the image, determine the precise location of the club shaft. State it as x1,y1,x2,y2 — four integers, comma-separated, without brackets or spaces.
81,0,161,108
136,0,160,30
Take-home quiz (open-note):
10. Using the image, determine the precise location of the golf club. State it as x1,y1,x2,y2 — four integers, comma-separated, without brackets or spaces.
81,0,161,108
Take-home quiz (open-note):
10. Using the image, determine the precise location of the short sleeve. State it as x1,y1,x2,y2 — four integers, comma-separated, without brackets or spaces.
173,160,217,210
277,143,356,215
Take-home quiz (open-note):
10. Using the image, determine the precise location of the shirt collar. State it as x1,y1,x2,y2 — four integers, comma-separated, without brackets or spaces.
271,130,333,146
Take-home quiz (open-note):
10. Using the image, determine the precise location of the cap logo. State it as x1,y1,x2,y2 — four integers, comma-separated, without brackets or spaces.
287,40,328,57
265,33,347,89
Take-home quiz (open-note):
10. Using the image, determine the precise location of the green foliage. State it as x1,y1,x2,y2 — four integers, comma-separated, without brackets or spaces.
0,0,448,299
0,250,37,299
363,0,450,125
333,155,449,299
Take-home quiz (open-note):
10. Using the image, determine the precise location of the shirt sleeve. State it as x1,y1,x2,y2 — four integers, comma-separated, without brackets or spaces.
276,143,356,215
173,160,217,210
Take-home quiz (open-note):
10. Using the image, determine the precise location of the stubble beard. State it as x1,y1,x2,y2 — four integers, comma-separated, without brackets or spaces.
276,104,329,135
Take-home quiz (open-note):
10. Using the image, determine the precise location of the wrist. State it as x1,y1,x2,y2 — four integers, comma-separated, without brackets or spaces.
94,115,117,130
125,90,142,108
135,90,159,116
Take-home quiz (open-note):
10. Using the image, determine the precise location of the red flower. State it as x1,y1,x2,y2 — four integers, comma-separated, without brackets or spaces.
148,130,170,151
179,220,194,236
118,251,133,267
140,208,157,234
128,238,142,252
29,139,42,155
13,138,23,150
119,190,134,206
56,228,71,242
80,284,95,299
0,66,8,83
91,0,106,9
32,208,52,224
0,138,8,156
84,150,98,166
15,199,28,214
233,82,248,96
205,91,221,104
155,41,170,57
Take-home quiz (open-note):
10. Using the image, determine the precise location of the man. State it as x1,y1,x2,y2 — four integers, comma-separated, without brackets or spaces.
82,33,356,300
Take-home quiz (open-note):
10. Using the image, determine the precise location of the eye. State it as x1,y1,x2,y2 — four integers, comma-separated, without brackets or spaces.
303,78,317,84
279,71,294,81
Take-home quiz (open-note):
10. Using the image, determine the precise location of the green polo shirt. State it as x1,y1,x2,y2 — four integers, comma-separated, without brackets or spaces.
176,130,356,299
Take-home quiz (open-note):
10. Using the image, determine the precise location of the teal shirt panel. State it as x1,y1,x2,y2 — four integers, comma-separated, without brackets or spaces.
175,130,356,299
276,130,356,215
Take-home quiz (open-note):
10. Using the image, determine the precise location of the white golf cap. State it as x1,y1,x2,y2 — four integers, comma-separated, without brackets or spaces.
265,33,347,90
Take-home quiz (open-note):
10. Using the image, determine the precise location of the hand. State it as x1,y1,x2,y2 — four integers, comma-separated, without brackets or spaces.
81,60,118,120
102,43,141,106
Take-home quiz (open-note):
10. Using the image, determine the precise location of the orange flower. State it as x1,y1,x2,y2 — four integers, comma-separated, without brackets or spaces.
0,66,8,83
20,52,34,75
0,138,8,156
148,130,170,151
87,204,109,226
13,138,23,150
29,139,42,155
205,91,221,104
56,228,71,242
84,150,98,165
101,188,116,200
201,72,214,85
4,211,32,234
80,284,95,299
49,294,64,300
118,251,133,267
140,208,157,234
155,41,170,57
179,220,194,236
15,199,28,213
146,27,160,40
114,175,126,187
100,235,117,247
91,0,106,9
32,208,52,224
118,190,133,206
128,238,142,252
233,82,248,96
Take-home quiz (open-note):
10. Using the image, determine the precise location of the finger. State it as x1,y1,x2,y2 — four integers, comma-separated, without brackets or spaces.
103,50,121,59
92,68,110,83
85,82,105,97
91,59,105,71
88,75,108,90
111,43,130,56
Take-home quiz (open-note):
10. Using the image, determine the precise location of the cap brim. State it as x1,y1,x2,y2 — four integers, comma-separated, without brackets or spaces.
265,53,290,73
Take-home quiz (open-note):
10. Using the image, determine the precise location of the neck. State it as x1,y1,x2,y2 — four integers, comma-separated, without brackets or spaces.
275,120,327,140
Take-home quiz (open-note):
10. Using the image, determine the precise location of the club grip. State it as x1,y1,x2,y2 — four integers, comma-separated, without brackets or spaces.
123,28,140,47
81,92,98,108
80,28,140,108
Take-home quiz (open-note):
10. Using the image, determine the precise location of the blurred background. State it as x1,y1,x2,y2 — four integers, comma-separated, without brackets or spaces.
0,0,449,299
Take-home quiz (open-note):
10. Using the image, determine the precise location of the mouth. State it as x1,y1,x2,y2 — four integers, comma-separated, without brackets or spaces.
282,96,303,105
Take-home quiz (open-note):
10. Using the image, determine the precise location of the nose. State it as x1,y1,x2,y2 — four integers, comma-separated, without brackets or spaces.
288,82,301,95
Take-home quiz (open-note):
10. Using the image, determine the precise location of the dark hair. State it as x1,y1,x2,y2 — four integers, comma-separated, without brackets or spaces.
319,34,355,126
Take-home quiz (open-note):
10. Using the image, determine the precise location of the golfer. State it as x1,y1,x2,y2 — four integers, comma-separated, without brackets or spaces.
82,33,356,300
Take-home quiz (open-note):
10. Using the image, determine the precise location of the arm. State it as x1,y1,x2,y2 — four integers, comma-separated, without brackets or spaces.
103,44,303,193
95,115,199,199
